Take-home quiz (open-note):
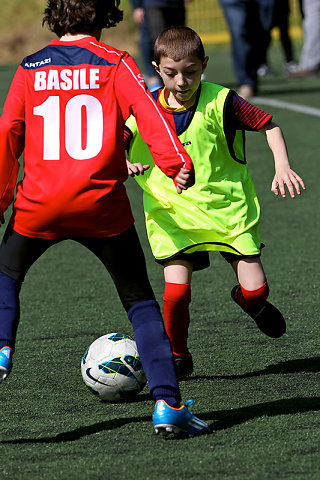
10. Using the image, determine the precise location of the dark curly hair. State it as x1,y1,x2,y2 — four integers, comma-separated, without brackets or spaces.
42,0,123,37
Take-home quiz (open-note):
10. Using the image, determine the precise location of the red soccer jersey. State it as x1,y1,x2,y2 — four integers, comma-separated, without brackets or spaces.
0,36,193,239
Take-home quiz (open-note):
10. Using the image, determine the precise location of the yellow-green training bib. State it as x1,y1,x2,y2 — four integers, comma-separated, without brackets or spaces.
127,82,261,261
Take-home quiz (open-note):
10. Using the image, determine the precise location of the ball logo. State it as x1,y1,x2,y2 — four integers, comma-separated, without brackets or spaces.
81,333,147,402
85,367,105,385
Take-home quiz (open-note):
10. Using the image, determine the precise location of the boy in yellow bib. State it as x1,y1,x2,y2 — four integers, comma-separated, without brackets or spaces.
125,27,305,377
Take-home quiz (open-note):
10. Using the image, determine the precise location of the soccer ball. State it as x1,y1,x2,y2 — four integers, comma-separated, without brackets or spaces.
81,333,147,402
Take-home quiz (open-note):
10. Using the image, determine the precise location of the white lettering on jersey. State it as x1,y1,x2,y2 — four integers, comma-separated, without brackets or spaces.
34,71,47,91
79,69,89,89
89,69,100,89
60,69,73,90
25,58,51,68
73,70,79,90
47,70,60,90
34,68,100,91
34,94,103,161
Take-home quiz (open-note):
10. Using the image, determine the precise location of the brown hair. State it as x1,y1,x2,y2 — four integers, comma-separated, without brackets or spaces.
42,0,123,37
153,26,206,65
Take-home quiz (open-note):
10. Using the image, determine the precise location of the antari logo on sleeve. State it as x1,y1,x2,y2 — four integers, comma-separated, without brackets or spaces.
24,58,52,68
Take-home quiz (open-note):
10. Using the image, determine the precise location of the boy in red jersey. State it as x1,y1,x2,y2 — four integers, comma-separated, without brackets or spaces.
0,1,210,438
126,27,305,377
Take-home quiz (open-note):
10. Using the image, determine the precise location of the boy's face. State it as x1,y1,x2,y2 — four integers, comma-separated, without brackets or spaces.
153,54,208,105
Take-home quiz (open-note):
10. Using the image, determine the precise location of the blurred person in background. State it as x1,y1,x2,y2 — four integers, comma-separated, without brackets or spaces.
219,0,275,99
129,0,162,90
130,0,192,90
257,0,298,77
290,0,320,76
144,0,188,44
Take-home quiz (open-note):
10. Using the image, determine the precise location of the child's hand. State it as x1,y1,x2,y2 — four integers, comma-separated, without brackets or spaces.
127,160,150,177
174,167,195,194
271,167,305,198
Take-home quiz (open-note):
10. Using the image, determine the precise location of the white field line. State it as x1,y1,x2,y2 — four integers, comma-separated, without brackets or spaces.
252,97,320,117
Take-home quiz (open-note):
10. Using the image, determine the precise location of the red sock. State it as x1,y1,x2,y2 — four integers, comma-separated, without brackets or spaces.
163,282,191,358
236,282,269,309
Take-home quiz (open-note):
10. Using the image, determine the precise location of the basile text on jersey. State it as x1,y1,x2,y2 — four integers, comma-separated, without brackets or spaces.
34,68,100,91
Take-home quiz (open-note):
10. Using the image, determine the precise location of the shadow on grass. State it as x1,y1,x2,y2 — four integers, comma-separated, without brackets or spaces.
2,396,320,444
203,396,320,432
187,356,320,380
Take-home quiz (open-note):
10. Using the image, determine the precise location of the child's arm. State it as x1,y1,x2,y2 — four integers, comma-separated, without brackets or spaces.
174,167,195,191
127,160,150,177
124,115,194,192
0,66,24,221
124,123,150,177
259,121,305,198
126,160,193,190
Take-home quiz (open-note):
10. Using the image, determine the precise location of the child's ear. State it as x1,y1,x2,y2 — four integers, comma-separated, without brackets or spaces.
152,61,161,75
202,56,209,73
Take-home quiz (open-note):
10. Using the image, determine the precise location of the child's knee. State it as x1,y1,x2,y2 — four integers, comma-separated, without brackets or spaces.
238,281,269,308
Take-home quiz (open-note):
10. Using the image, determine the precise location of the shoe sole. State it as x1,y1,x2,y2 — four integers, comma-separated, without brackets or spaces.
0,367,9,383
154,424,188,438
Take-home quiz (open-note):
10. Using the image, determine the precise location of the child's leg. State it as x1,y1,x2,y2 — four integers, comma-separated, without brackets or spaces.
127,300,180,407
230,257,286,338
163,260,193,359
80,227,181,406
0,226,55,353
0,273,21,352
231,257,269,308
82,230,209,439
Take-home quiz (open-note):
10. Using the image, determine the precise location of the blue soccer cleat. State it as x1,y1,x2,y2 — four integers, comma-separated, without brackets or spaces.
153,399,211,438
0,347,13,383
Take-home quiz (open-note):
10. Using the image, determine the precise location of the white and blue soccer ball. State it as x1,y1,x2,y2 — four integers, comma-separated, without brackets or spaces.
81,333,147,402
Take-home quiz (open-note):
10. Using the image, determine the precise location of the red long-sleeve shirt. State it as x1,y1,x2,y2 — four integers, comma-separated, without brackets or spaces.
0,36,193,239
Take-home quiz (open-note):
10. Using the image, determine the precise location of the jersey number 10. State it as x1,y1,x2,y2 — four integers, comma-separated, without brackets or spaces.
33,94,103,160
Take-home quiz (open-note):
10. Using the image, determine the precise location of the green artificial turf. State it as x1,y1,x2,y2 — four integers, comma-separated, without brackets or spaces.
0,41,319,480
